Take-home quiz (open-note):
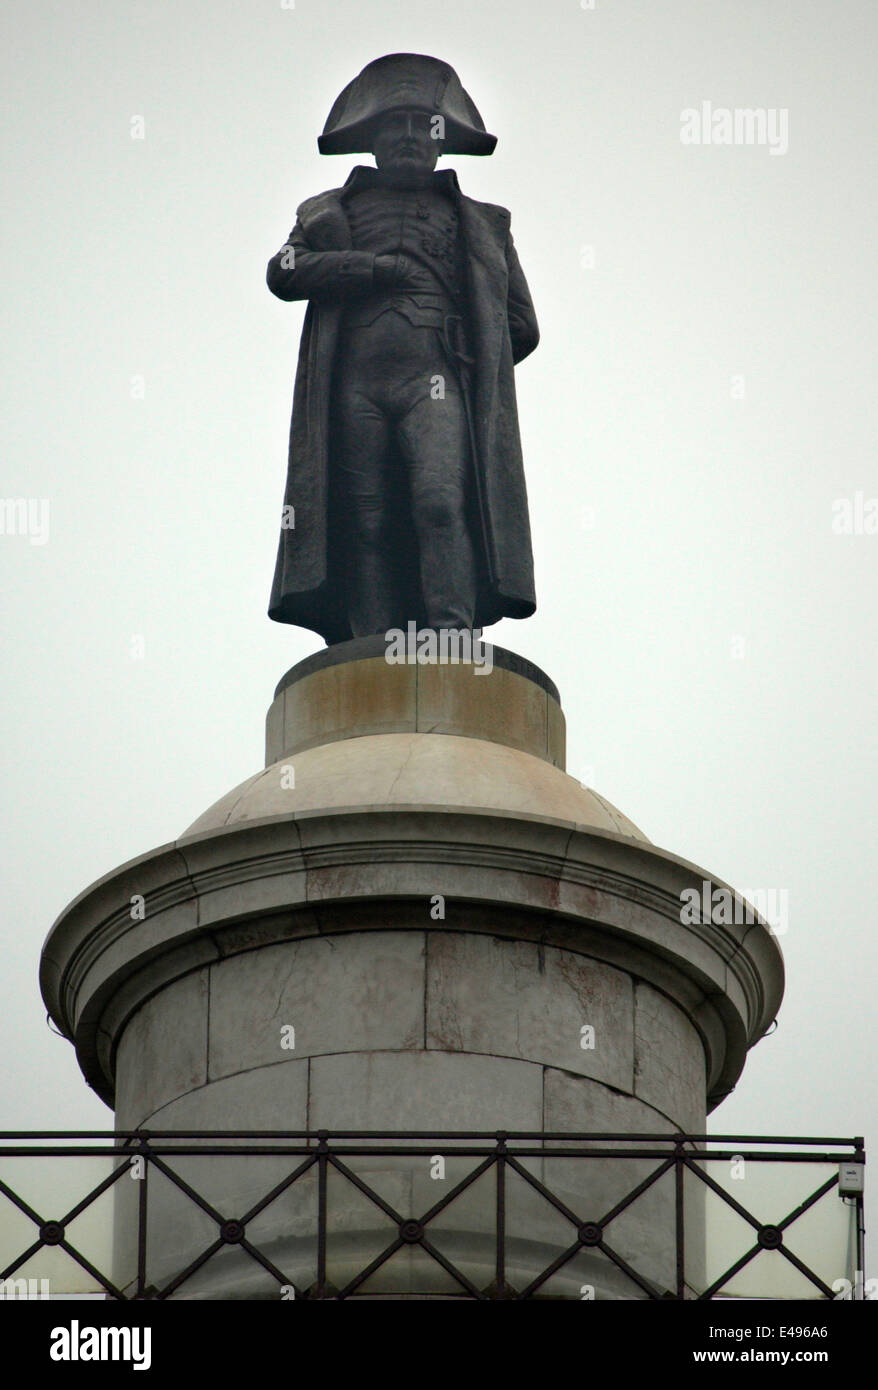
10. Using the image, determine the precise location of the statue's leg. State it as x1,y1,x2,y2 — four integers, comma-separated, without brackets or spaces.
396,375,476,631
333,384,399,637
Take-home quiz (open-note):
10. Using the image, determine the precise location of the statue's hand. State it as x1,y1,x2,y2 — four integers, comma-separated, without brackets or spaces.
373,255,400,285
373,254,428,290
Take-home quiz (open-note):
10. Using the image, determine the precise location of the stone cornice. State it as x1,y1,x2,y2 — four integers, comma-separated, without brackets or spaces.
40,806,784,1111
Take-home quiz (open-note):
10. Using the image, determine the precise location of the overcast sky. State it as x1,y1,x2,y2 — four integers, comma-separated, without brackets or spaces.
2,0,876,1277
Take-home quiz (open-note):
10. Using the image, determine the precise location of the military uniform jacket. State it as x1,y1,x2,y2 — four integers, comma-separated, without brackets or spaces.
266,165,539,643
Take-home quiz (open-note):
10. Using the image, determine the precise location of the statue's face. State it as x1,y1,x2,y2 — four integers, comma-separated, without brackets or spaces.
372,109,441,179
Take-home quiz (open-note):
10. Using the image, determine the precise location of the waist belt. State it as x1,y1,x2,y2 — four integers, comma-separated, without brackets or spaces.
344,293,459,329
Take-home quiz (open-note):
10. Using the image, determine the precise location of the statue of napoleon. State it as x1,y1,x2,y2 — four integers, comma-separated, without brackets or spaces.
267,53,539,645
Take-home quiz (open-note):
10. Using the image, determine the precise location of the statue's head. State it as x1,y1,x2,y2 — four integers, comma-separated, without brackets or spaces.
371,108,442,182
318,54,497,159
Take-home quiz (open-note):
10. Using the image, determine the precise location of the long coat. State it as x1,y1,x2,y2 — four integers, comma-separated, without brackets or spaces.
267,165,539,644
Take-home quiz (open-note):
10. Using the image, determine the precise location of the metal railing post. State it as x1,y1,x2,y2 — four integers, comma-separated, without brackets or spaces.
137,1138,148,1299
496,1132,507,1294
675,1138,685,1300
316,1131,328,1299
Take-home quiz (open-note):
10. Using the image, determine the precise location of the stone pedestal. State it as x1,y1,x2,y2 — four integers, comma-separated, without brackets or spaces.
40,638,783,1298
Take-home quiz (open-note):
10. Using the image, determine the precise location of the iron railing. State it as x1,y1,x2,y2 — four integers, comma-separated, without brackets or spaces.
0,1132,865,1300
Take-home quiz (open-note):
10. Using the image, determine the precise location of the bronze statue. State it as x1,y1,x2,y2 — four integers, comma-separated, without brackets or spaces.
267,53,539,644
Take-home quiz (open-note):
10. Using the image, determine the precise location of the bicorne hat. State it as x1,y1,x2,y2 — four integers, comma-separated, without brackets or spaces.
318,53,497,156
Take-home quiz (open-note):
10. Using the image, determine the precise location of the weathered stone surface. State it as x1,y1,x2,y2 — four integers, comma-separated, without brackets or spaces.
541,1068,686,1295
175,823,310,931
415,661,550,758
309,1051,543,1130
113,1064,311,1297
543,1067,706,1294
547,691,565,768
272,636,560,702
634,981,706,1133
186,734,640,838
178,773,264,839
268,656,417,764
208,932,426,1081
426,933,634,1092
143,1058,309,1131
543,1066,675,1134
115,970,209,1128
42,793,781,1110
264,691,286,774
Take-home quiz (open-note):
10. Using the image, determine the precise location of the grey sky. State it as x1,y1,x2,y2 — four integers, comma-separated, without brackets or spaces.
2,0,876,1276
